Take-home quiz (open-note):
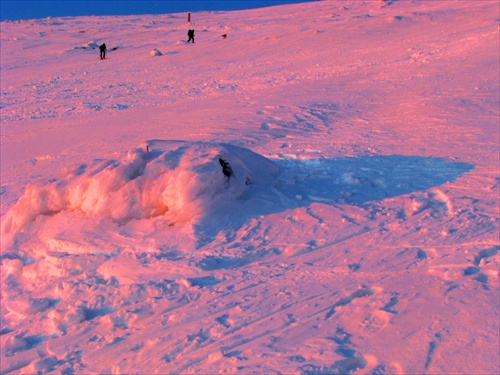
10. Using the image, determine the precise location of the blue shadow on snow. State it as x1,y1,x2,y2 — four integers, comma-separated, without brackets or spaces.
273,155,474,205
194,155,474,252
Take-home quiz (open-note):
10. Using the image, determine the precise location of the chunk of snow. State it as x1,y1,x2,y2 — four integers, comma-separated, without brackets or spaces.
82,41,98,49
150,48,163,57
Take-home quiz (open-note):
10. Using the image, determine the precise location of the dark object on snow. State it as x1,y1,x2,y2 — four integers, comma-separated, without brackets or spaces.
219,158,232,177
99,43,106,59
222,34,227,39
187,29,195,43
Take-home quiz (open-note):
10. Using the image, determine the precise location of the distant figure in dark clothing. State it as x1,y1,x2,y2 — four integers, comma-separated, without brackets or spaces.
219,158,232,177
187,29,195,43
99,43,106,59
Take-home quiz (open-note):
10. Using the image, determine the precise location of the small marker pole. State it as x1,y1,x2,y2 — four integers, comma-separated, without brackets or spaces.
188,13,191,23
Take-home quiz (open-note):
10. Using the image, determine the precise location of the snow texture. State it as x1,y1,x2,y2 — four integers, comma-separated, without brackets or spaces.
1,1,499,374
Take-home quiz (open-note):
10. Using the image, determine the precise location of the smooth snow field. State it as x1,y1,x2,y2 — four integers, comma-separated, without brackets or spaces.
1,1,499,374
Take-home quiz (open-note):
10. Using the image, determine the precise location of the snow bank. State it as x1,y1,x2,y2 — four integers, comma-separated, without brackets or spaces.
1,141,279,239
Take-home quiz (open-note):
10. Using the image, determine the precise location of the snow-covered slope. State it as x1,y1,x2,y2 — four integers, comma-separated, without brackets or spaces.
1,1,499,374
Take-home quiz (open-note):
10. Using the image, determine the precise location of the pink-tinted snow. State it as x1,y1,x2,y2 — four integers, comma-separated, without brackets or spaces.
1,1,499,374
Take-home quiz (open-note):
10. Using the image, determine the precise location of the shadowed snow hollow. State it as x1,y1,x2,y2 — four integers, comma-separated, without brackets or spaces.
1,141,280,241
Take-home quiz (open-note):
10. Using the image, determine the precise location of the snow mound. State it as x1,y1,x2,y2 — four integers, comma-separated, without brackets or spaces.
1,141,279,237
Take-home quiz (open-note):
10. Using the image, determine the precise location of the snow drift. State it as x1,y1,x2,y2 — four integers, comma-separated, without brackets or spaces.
1,141,280,238
1,138,474,252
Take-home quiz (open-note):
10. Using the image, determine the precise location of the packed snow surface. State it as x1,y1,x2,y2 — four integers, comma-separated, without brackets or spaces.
1,0,499,374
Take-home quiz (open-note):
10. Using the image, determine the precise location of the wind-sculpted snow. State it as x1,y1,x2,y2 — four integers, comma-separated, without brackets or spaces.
2,140,474,250
1,141,279,238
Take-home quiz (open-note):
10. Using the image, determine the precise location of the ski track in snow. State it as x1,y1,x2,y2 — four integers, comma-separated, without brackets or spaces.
1,0,499,374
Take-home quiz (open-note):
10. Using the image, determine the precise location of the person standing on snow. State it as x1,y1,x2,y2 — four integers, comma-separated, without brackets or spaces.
99,43,107,59
187,29,195,43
